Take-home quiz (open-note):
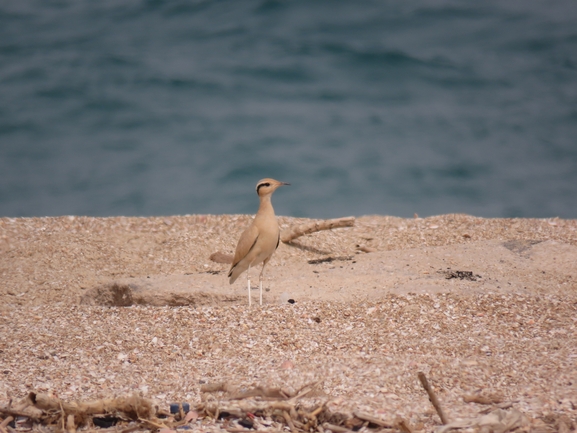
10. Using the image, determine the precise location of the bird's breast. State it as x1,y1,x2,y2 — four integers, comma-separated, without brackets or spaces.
252,213,279,246
259,223,279,249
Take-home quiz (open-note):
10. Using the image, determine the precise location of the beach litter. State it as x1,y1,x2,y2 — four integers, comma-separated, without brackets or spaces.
1,372,565,433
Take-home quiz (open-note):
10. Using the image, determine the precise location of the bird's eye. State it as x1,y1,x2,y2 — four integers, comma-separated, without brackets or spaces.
263,183,270,187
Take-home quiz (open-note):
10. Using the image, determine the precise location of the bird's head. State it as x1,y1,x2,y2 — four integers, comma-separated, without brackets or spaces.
256,178,290,197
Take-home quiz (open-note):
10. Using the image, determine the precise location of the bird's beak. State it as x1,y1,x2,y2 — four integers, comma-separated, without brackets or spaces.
281,182,290,186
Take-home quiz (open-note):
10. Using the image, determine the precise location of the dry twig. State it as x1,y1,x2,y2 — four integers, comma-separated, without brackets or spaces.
418,372,449,425
280,217,355,243
200,382,231,393
66,414,76,433
0,408,40,422
0,416,14,433
463,394,504,405
352,411,392,428
322,422,351,433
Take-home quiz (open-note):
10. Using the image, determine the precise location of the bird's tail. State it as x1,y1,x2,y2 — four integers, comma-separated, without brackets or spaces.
228,262,248,284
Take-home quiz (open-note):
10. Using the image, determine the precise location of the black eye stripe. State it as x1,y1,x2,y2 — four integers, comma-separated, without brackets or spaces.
256,182,271,193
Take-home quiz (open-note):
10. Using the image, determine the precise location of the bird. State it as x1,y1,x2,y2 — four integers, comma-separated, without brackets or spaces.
228,178,289,306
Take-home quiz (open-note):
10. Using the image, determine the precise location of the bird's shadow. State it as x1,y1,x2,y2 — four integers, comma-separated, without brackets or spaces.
282,240,332,256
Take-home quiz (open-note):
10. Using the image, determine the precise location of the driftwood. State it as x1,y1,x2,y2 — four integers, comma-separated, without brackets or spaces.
280,216,355,243
197,382,345,433
194,381,416,433
437,409,530,433
322,422,351,433
199,381,232,393
0,381,543,433
209,216,356,264
0,415,14,433
353,410,393,428
198,381,371,432
200,381,322,402
200,382,294,400
0,392,157,433
32,392,153,420
308,256,353,265
0,407,40,421
418,372,449,425
0,395,43,421
463,393,504,405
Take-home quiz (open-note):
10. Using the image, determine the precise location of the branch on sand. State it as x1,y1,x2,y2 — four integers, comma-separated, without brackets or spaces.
280,216,355,243
418,372,449,425
209,216,356,264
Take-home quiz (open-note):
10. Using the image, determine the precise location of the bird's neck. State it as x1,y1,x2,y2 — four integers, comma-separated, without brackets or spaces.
256,195,275,217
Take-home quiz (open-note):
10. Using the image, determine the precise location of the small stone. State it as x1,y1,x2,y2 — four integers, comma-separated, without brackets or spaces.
185,411,199,422
280,360,294,370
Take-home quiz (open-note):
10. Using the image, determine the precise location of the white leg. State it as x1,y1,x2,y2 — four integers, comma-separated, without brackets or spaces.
248,278,252,307
247,266,251,307
259,262,267,306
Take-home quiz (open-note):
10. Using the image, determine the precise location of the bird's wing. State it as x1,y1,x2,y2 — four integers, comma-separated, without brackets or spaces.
229,224,260,273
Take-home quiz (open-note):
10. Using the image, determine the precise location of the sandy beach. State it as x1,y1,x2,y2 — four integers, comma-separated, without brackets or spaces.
1,214,576,432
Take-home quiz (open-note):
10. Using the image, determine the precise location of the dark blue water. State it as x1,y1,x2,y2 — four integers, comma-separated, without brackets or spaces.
1,0,576,219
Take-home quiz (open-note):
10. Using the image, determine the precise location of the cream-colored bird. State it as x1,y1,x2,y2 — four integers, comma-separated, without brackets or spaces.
228,178,289,306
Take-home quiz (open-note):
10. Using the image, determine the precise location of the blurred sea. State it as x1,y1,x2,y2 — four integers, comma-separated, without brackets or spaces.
1,0,577,219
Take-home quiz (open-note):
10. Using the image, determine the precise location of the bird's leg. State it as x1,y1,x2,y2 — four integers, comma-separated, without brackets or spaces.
259,261,268,306
259,271,263,306
247,265,251,307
